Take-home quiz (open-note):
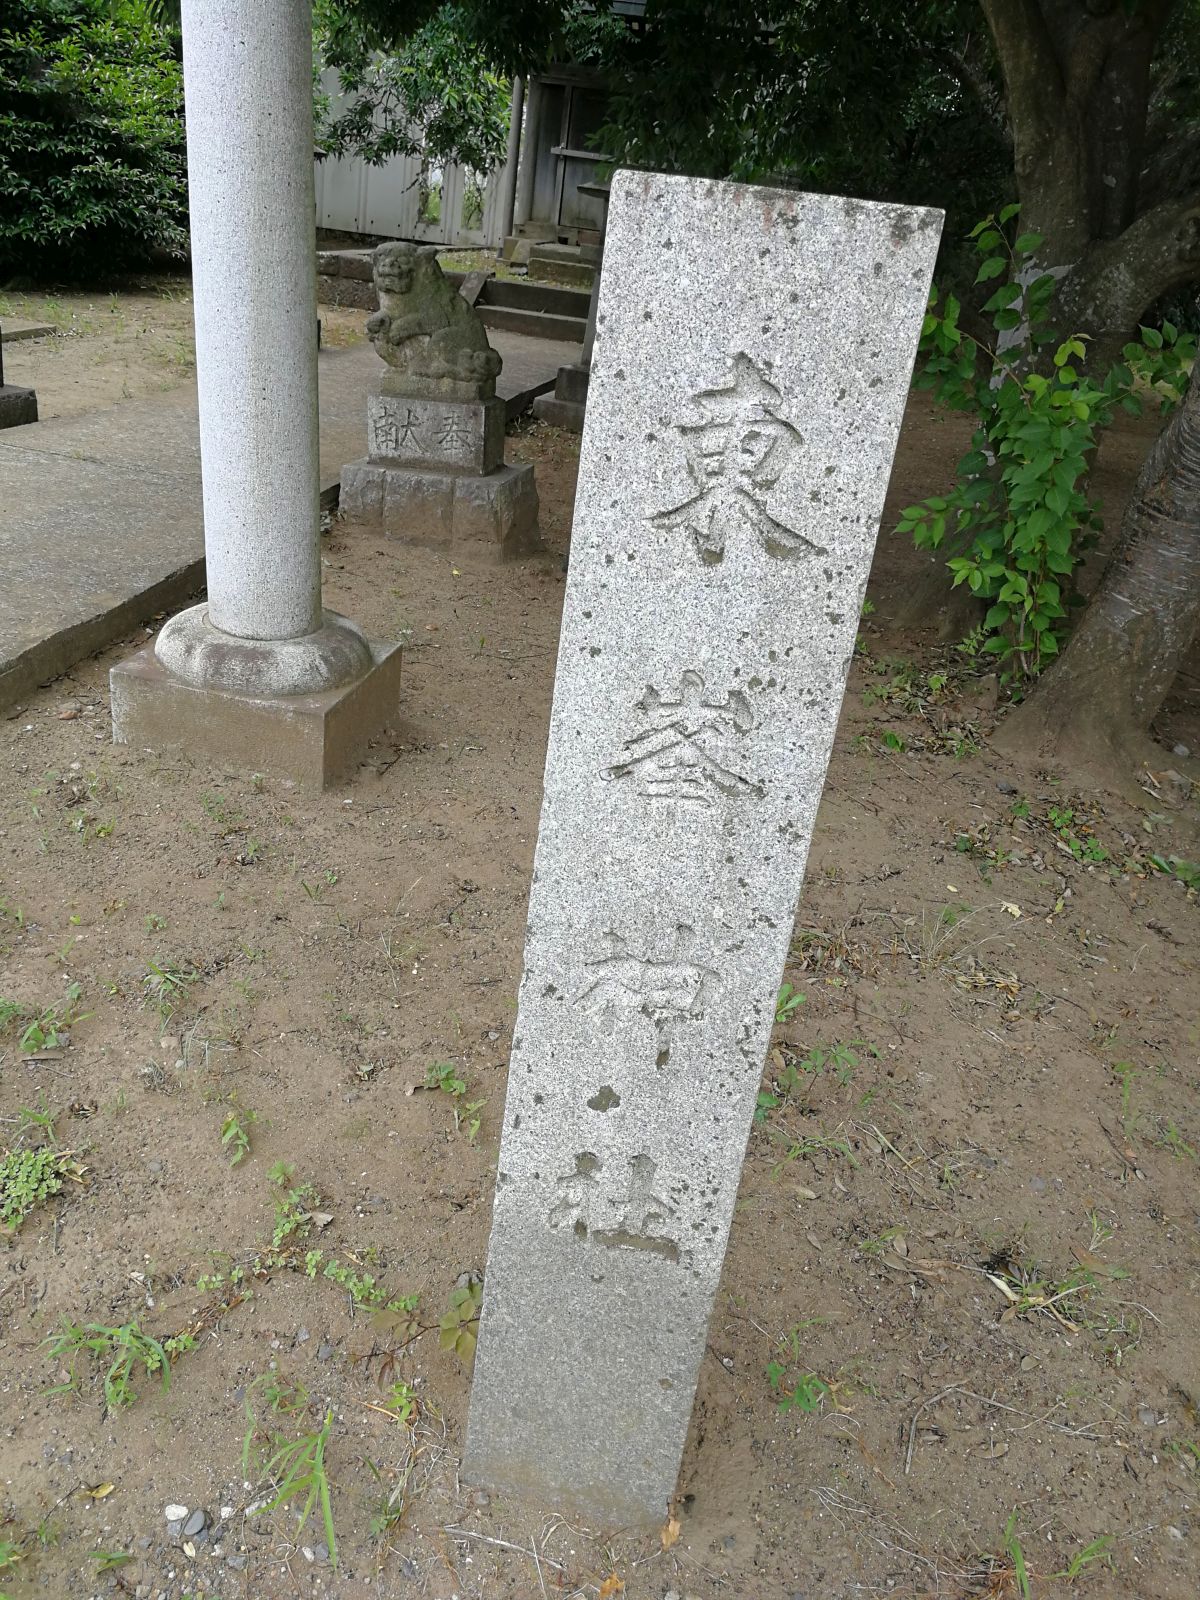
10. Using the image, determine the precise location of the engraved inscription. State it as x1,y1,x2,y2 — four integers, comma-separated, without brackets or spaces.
436,413,474,452
604,669,762,807
372,405,422,456
574,924,717,1027
548,1151,680,1262
649,351,827,564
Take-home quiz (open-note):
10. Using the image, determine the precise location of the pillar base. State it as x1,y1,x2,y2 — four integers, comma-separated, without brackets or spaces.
339,460,540,560
110,635,403,788
532,363,589,433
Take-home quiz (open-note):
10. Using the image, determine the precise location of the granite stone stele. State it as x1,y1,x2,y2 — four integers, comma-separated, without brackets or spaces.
339,245,539,559
110,0,401,787
464,170,942,1525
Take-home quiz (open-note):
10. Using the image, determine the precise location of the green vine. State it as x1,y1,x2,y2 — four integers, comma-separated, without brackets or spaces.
899,207,1194,683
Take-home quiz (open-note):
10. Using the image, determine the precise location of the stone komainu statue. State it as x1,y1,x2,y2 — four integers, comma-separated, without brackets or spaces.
366,242,502,397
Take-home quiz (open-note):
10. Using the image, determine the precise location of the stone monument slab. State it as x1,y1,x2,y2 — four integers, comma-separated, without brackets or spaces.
463,171,942,1524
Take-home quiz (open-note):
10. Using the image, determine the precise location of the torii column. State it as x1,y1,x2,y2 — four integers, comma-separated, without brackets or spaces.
110,0,402,786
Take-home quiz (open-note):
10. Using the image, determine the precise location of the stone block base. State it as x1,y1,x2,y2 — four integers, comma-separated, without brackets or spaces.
110,637,403,788
0,384,38,428
339,460,540,560
532,362,589,433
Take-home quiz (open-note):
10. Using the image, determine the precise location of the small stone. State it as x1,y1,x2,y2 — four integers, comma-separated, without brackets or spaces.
315,1542,330,1563
296,1324,311,1344
167,1520,183,1539
1029,1175,1047,1194
398,1556,420,1579
1020,1354,1038,1372
996,779,1017,794
1173,743,1190,758
1137,1405,1157,1426
227,1553,248,1570
302,1544,315,1562
164,1504,188,1522
1166,1525,1184,1540
182,1508,208,1537
220,1505,234,1520
317,1341,335,1361
469,1488,490,1508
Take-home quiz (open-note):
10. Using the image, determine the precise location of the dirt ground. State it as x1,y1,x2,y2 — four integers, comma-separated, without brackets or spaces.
0,279,367,420
1,326,1199,1600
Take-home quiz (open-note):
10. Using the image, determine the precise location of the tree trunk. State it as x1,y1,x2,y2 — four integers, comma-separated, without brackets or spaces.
994,378,1200,773
979,0,1199,345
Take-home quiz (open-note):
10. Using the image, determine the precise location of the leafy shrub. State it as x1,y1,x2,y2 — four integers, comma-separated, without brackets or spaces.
0,0,187,279
899,207,1193,682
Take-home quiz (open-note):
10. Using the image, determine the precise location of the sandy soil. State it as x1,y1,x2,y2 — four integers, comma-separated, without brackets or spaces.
0,372,1198,1600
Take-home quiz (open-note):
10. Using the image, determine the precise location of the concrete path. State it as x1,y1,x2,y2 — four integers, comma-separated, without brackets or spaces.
0,331,574,710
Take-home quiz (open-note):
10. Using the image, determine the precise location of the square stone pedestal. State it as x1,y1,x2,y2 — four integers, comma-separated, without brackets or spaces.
0,384,38,428
340,460,540,560
532,363,589,433
110,637,403,788
342,383,540,558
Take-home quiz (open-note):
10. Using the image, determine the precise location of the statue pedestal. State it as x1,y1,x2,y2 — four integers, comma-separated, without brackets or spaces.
340,387,540,560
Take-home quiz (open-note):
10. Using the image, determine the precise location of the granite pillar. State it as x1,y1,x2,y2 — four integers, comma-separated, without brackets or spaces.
110,0,402,785
464,171,942,1524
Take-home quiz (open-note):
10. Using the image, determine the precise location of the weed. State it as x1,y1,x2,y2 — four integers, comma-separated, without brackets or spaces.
90,1549,133,1572
0,984,89,1053
0,1540,21,1574
1002,1510,1031,1599
381,1379,417,1424
0,1145,81,1231
1155,1119,1196,1160
268,1165,327,1248
44,1319,175,1409
774,1128,858,1174
774,982,805,1024
439,1275,482,1363
221,1105,258,1167
1111,1060,1139,1130
424,1061,484,1142
142,959,195,1024
1146,852,1200,891
243,1386,337,1567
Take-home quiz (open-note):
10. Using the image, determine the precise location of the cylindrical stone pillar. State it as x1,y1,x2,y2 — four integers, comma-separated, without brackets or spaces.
513,77,542,228
497,77,525,246
156,0,370,697
183,0,320,640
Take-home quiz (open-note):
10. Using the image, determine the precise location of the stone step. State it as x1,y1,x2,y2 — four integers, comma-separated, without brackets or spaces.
527,255,596,290
482,277,590,318
1,319,55,343
528,240,603,265
478,304,586,344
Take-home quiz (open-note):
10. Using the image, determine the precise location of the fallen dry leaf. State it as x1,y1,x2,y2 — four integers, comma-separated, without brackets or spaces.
599,1576,625,1598
83,1482,115,1498
660,1515,681,1551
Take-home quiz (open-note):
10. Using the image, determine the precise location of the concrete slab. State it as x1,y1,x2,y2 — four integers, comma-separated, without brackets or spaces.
0,329,575,710
1,319,55,343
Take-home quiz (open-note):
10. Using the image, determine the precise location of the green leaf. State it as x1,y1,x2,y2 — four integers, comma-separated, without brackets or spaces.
1013,232,1043,255
993,309,1022,331
983,604,1010,629
1140,325,1164,349
998,203,1021,223
975,256,1006,283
